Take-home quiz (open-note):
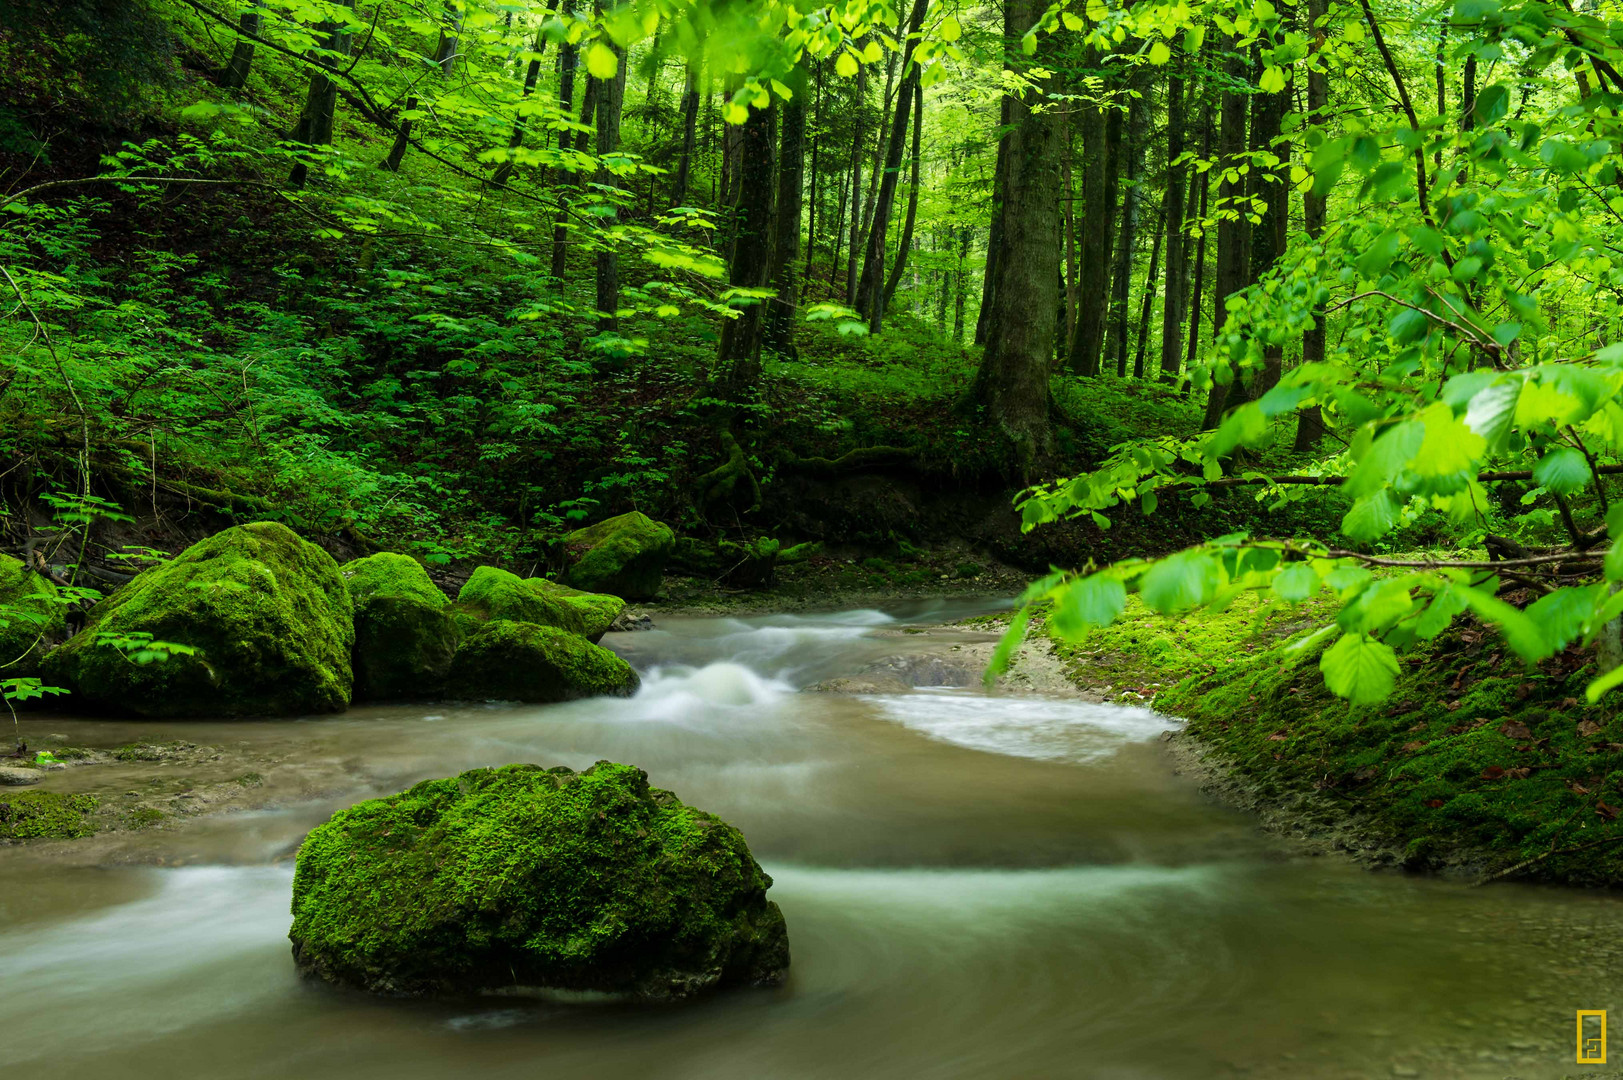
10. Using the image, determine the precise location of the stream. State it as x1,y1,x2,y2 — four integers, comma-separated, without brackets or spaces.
1,599,1620,1079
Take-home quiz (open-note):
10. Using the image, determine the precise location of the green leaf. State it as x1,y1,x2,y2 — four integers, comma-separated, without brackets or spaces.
1588,662,1623,704
1341,491,1401,541
985,606,1031,685
940,15,962,41
1148,40,1172,64
1050,574,1127,637
585,41,619,80
1272,562,1321,602
835,49,859,78
1533,447,1592,495
1320,633,1400,704
1474,83,1510,126
1355,229,1401,279
1259,65,1285,92
1526,584,1603,652
1140,550,1220,614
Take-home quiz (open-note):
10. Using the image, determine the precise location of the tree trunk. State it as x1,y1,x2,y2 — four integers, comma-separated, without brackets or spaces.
1202,35,1252,429
953,226,970,342
765,70,808,355
435,1,462,74
1107,88,1146,377
804,59,823,281
716,103,779,395
1158,70,1188,382
975,95,1012,347
287,0,354,189
1294,0,1331,450
1183,120,1211,389
968,0,1059,472
1065,55,1118,376
1060,114,1080,351
855,46,898,275
880,78,925,322
1249,48,1288,396
671,60,701,206
844,58,868,305
857,0,930,323
550,75,597,279
595,40,628,333
221,3,260,89
491,2,560,188
381,96,418,172
1133,204,1166,378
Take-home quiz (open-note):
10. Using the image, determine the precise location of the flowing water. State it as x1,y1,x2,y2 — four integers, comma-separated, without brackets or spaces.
2,600,1621,1079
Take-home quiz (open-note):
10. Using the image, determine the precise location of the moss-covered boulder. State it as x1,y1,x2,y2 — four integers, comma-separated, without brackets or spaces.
0,554,64,677
42,522,354,717
341,553,458,701
561,512,674,600
454,566,588,637
448,620,638,702
288,761,789,999
526,579,625,643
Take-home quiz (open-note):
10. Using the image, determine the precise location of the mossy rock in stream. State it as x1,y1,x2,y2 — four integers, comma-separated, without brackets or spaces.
447,620,638,702
525,578,624,643
341,553,459,701
0,553,65,677
0,789,99,840
288,761,789,999
42,522,354,717
561,512,674,600
453,566,588,637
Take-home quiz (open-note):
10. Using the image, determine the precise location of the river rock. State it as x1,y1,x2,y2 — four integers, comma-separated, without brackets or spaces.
561,512,674,600
289,761,789,999
42,522,354,717
0,766,43,786
341,553,459,701
448,620,639,702
525,578,625,644
453,566,589,637
0,553,65,677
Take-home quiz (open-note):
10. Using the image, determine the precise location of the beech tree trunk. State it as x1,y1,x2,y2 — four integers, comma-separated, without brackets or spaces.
1108,89,1146,377
491,2,559,188
1183,112,1212,388
595,41,628,333
953,226,970,342
974,95,1012,347
549,74,597,279
880,79,925,322
1295,0,1331,450
968,0,1059,472
765,70,808,355
716,103,778,394
857,0,930,324
844,58,868,305
1158,70,1188,382
1202,36,1252,429
671,60,700,206
1066,53,1118,376
221,3,260,89
287,0,354,189
1133,204,1166,378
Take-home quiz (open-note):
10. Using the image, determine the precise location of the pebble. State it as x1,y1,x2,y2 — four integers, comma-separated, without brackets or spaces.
0,766,43,786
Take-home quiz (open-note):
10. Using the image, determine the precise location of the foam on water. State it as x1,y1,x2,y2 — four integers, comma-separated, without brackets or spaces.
629,662,793,720
863,689,1178,763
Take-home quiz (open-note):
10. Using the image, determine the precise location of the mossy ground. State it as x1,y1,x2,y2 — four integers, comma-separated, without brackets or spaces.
288,761,788,998
0,789,98,839
1055,594,1623,884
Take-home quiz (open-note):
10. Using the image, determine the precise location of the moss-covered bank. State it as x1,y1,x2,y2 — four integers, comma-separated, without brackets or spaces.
1052,595,1623,885
289,761,789,999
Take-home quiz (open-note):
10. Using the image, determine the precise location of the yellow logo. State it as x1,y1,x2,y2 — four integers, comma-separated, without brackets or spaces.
1579,1010,1607,1064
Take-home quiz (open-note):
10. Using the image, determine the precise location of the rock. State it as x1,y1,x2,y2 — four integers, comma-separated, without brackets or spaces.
526,579,625,644
42,522,354,718
454,566,588,637
448,620,639,702
341,553,459,701
804,675,912,694
860,654,976,688
0,553,65,677
0,766,43,786
289,761,788,999
609,610,654,633
716,538,779,588
561,512,675,600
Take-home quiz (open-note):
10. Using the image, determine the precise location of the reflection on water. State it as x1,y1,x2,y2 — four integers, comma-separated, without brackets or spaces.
2,599,1621,1079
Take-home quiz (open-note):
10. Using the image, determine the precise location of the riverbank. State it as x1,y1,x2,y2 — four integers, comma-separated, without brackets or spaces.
1035,592,1623,888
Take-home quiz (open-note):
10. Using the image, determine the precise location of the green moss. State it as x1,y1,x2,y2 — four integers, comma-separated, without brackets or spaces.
448,620,639,702
526,579,624,643
561,512,675,600
778,541,822,564
289,761,789,998
0,553,65,676
1135,597,1623,885
340,552,446,608
42,523,354,718
454,566,587,636
342,553,459,701
0,790,98,839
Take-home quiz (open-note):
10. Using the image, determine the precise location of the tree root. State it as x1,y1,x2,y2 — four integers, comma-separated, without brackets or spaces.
778,445,918,476
696,430,762,514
